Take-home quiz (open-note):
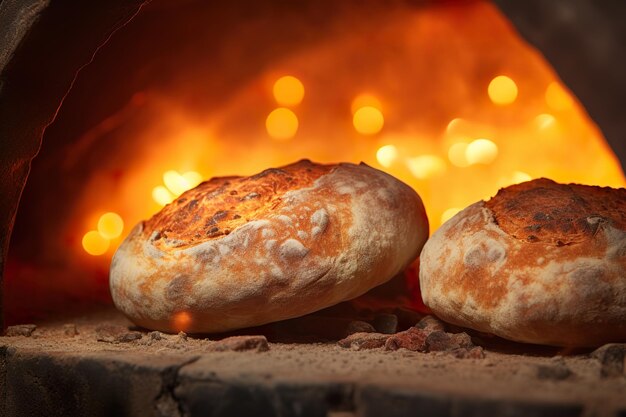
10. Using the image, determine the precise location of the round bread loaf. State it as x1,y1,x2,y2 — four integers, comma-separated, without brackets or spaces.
419,178,626,347
110,160,429,333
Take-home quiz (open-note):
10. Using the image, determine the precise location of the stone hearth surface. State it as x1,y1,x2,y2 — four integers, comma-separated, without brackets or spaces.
1,308,625,417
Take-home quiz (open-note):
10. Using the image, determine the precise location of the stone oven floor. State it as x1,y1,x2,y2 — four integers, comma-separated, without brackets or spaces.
1,308,625,417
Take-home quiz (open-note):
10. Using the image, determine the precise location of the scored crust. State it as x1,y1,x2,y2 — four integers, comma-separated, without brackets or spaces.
419,178,626,347
111,160,429,333
145,163,333,249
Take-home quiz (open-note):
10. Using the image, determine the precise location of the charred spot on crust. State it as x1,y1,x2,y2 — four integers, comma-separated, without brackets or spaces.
213,210,228,221
525,224,542,232
143,160,334,250
242,192,260,201
207,227,220,236
485,178,626,246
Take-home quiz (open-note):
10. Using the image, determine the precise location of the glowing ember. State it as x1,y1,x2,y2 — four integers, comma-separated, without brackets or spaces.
488,75,518,105
82,231,109,256
273,75,305,106
376,144,398,168
353,106,384,135
266,107,298,140
465,139,498,165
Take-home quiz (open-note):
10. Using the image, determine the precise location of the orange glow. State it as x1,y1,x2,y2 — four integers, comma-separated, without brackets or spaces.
273,75,305,106
446,118,464,135
441,208,461,224
535,113,556,130
351,94,382,114
545,82,574,111
498,171,532,188
82,231,110,256
406,155,446,179
266,108,298,140
70,0,625,253
97,212,124,239
488,75,518,105
172,311,192,333
353,106,384,135
182,171,203,187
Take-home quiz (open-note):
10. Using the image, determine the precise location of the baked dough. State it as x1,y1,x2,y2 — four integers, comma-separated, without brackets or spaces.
419,178,626,347
110,160,429,333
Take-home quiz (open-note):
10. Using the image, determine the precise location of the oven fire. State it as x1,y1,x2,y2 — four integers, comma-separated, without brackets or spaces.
67,3,623,265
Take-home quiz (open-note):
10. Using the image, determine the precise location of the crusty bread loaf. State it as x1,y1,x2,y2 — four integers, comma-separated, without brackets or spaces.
419,178,626,347
110,160,429,333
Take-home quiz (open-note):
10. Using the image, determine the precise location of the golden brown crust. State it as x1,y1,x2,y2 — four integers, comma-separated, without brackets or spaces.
111,160,430,333
485,178,626,246
420,178,626,347
145,160,332,250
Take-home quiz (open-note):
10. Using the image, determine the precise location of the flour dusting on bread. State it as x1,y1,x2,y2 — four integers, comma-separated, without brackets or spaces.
111,160,429,333
420,178,626,347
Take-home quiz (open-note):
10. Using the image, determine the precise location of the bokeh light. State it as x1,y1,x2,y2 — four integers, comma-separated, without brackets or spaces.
353,106,384,135
406,155,447,179
163,170,189,196
266,108,299,140
488,75,518,105
82,231,110,256
152,186,174,206
448,142,470,167
376,145,398,168
465,139,498,165
535,113,556,130
182,171,203,187
97,212,124,239
273,75,305,106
